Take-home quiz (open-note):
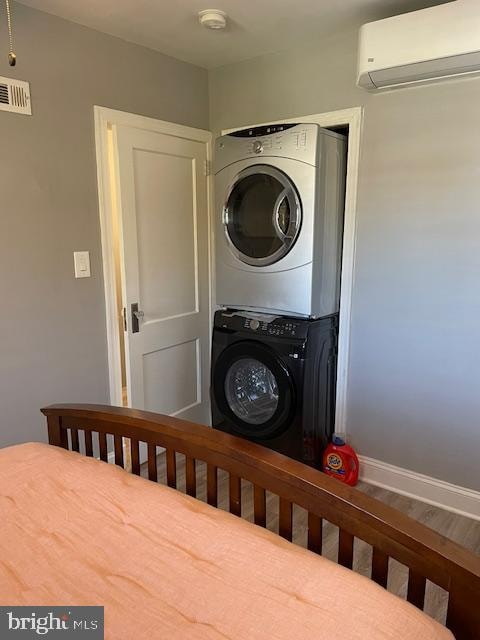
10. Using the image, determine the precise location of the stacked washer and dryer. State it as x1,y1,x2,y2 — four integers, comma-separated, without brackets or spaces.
211,123,346,468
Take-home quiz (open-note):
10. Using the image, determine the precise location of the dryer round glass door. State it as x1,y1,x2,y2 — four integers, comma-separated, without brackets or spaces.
213,341,295,438
223,165,302,267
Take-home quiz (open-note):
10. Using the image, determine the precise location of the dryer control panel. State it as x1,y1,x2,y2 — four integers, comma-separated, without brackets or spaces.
227,123,307,156
213,123,323,173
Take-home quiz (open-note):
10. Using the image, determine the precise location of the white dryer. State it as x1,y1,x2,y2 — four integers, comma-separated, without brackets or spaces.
214,123,347,318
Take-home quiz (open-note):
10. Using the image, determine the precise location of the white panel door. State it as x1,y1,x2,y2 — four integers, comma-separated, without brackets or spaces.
113,124,210,424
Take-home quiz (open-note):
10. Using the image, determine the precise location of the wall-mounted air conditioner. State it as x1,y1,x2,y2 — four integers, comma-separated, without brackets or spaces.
357,1,480,90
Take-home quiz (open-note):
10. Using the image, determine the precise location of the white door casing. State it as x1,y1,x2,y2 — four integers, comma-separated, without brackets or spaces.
95,107,212,425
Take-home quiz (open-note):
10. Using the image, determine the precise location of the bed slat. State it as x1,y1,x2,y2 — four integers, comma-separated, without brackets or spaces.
114,435,124,467
166,450,176,488
307,513,323,555
253,486,266,527
70,428,80,453
147,444,157,482
338,530,354,569
84,430,93,457
207,464,217,507
279,498,293,541
371,548,389,587
98,432,108,462
446,584,480,640
186,457,196,497
407,569,427,609
130,439,140,475
229,474,241,516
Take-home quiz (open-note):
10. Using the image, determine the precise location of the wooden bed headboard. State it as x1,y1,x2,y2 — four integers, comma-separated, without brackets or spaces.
42,404,480,639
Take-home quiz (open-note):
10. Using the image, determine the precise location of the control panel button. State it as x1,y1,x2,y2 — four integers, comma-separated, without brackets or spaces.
253,140,263,154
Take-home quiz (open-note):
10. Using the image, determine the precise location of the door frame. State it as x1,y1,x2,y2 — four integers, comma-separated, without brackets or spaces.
94,106,213,406
222,107,363,434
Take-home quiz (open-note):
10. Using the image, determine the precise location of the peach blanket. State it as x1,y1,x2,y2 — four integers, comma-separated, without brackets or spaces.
0,443,452,639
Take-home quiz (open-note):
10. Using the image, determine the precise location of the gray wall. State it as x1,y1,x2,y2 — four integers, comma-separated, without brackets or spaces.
0,3,208,446
2,3,479,492
209,29,480,491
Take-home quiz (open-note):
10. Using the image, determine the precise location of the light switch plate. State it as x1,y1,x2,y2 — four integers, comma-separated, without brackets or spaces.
74,251,91,278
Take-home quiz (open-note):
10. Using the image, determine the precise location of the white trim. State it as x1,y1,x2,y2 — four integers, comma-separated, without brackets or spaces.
222,107,364,433
360,455,480,522
96,106,211,143
94,108,123,406
94,106,213,407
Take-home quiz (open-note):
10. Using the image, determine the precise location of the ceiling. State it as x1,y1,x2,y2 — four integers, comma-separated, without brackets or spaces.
17,0,453,69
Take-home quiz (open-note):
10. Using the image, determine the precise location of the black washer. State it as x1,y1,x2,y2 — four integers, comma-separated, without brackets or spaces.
211,309,338,468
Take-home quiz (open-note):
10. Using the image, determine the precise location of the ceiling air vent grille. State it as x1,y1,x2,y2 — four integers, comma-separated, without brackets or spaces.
0,76,31,115
0,83,9,104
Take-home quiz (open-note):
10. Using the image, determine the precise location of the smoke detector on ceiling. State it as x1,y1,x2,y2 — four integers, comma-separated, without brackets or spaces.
198,9,227,30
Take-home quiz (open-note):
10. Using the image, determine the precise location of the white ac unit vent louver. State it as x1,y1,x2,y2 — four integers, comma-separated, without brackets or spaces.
0,76,31,115
357,2,480,91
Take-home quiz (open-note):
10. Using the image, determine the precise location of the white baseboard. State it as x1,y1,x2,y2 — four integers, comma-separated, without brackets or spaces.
359,455,480,522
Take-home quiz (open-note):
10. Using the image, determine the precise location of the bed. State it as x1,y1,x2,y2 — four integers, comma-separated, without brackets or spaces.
1,404,479,639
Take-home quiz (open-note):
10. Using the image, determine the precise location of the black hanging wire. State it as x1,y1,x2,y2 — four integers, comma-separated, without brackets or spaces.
5,0,16,66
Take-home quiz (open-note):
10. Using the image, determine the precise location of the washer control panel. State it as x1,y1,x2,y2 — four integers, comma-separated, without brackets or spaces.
215,310,308,339
243,316,300,337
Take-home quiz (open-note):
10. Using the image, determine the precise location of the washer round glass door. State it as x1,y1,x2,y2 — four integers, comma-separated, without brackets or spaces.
223,165,302,267
225,357,279,425
213,341,295,439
